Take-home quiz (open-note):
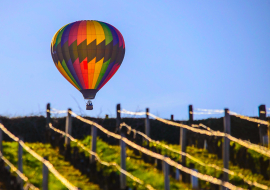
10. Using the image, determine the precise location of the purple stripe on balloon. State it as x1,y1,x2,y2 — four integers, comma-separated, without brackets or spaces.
61,23,73,47
68,21,80,46
66,58,83,89
112,26,123,47
96,60,116,89
97,64,119,90
105,23,119,46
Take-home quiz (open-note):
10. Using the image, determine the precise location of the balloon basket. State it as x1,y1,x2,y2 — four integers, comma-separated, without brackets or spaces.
86,105,93,110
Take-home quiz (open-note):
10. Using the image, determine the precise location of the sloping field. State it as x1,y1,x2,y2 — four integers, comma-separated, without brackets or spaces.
2,142,101,190
2,139,191,190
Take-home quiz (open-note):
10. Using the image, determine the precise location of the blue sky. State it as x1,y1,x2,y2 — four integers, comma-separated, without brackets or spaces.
0,1,269,120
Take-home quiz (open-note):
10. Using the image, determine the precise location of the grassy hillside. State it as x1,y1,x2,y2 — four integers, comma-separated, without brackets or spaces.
0,115,270,189
2,142,100,190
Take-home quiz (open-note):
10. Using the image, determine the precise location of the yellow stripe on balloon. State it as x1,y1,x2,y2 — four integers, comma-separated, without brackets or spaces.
92,21,105,45
86,21,96,45
56,61,80,90
51,31,59,48
91,58,104,89
51,24,68,47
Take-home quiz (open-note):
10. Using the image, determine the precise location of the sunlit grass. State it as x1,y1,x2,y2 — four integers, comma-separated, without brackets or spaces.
71,136,191,190
2,141,100,190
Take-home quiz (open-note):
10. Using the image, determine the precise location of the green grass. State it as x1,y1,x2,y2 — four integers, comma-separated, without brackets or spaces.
71,136,191,190
2,139,191,190
2,141,100,190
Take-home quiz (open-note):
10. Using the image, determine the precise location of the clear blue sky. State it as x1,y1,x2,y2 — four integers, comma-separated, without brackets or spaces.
0,1,269,120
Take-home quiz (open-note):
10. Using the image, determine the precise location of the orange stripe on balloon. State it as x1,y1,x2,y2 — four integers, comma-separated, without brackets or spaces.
88,57,96,89
77,20,87,45
91,58,104,89
80,58,89,89
86,21,96,45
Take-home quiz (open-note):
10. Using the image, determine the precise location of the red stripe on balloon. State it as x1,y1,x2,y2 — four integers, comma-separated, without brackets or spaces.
80,58,88,89
77,21,87,45
73,58,86,89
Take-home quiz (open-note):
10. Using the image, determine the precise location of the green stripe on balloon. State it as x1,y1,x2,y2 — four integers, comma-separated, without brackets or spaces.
55,26,67,48
94,58,111,89
61,60,81,90
99,22,113,45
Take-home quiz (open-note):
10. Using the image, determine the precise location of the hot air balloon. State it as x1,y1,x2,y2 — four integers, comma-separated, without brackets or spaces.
50,20,125,110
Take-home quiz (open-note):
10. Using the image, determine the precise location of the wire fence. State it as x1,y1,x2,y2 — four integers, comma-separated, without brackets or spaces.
0,152,39,190
60,109,247,190
1,105,269,190
48,122,156,190
0,123,79,190
194,108,269,126
193,108,224,115
119,122,269,190
120,109,270,158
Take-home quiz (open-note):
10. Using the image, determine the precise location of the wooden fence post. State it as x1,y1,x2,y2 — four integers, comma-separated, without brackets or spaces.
46,103,51,128
144,108,150,144
18,137,23,174
171,115,179,181
223,108,230,190
116,104,121,132
117,104,126,189
0,120,2,153
42,156,48,190
191,169,199,189
45,103,51,143
65,108,72,146
163,157,170,190
179,105,190,181
18,137,23,190
90,125,97,163
258,105,267,146
204,140,207,150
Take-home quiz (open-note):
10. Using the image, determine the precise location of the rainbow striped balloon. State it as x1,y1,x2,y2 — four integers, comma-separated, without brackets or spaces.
50,20,125,99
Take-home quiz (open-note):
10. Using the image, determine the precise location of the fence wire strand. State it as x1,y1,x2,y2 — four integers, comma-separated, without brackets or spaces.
0,123,79,190
120,123,269,190
48,123,155,190
194,108,269,126
61,109,247,190
193,109,224,115
120,109,270,158
0,152,39,190
229,111,269,126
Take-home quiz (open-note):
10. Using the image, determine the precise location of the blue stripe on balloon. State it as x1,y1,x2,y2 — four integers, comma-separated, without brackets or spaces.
61,23,74,47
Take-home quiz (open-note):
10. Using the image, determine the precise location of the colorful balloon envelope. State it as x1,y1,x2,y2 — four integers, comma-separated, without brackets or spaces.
50,20,125,109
